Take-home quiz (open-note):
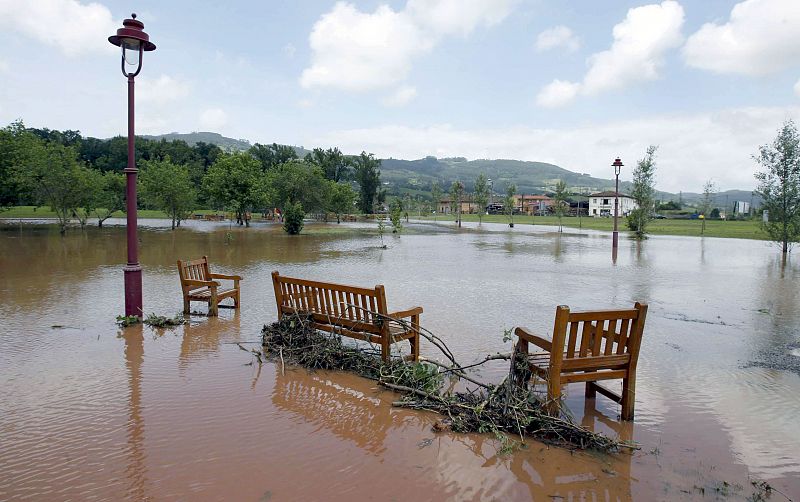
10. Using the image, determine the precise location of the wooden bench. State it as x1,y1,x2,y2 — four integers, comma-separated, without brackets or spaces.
271,271,422,362
515,302,647,420
177,256,242,316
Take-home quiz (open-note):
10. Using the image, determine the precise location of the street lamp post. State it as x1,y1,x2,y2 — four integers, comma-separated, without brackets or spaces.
109,14,156,318
612,157,623,251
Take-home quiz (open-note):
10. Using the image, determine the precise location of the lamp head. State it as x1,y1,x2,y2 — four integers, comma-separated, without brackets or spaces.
109,14,156,77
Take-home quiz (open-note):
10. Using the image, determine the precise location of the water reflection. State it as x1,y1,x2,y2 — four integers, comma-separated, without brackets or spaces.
122,324,148,501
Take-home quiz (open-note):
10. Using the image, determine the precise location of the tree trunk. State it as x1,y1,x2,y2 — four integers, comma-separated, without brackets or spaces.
172,215,176,230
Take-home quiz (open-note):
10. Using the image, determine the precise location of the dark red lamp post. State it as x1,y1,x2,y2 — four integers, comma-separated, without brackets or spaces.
612,157,623,250
109,14,156,318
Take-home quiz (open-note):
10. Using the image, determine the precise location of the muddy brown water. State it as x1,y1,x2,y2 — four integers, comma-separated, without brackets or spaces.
1,219,799,501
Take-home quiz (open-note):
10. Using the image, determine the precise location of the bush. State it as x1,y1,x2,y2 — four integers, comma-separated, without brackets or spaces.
283,201,305,235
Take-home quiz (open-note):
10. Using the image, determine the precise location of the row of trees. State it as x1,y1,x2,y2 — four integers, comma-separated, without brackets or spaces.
0,121,388,234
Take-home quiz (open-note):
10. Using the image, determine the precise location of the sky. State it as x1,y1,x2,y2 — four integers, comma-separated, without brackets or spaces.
1,0,799,192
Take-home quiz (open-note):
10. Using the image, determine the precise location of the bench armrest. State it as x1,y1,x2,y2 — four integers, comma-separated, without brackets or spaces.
183,279,219,288
515,327,552,352
210,273,242,281
387,306,423,319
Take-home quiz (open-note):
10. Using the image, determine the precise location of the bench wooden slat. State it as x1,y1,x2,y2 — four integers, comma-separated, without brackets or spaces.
271,271,421,362
178,256,241,316
515,303,647,420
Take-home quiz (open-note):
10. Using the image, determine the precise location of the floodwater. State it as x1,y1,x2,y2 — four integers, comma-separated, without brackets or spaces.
1,218,799,501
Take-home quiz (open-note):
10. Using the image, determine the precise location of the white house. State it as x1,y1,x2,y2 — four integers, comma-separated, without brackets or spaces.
589,191,637,217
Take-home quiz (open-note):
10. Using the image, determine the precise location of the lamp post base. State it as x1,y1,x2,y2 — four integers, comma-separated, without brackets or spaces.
612,231,619,249
124,264,143,318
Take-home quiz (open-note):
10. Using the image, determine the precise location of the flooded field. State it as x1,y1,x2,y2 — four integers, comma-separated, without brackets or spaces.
1,218,799,501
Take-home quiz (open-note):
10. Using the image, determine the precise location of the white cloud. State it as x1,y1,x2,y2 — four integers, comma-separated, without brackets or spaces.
683,0,800,76
0,0,118,56
405,0,515,37
309,106,799,192
536,1,684,107
795,79,800,98
535,25,580,52
137,75,190,105
199,108,228,130
300,0,514,92
383,85,418,107
536,80,580,108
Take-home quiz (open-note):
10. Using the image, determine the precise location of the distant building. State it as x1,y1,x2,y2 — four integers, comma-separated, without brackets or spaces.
438,196,479,214
734,201,750,214
588,191,637,216
512,194,554,215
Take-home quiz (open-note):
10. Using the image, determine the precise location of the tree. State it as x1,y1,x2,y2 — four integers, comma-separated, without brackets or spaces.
94,171,126,228
431,181,442,220
18,141,92,234
473,173,489,224
504,183,517,227
353,152,381,214
327,182,357,223
700,179,716,235
553,180,569,232
74,167,104,228
265,160,329,218
754,120,800,254
389,198,403,233
627,145,658,239
248,142,298,171
282,200,304,235
450,180,464,227
140,158,196,229
203,152,265,226
0,120,40,209
305,147,351,182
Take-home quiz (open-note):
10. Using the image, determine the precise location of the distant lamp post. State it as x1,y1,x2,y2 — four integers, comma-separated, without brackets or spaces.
488,178,493,210
612,157,623,250
109,14,156,318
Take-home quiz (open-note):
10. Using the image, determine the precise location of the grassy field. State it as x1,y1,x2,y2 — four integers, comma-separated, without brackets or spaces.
1,206,768,240
418,213,768,240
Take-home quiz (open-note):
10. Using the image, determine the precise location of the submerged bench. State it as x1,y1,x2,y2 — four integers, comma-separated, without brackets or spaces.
177,256,242,316
271,271,422,362
515,302,648,420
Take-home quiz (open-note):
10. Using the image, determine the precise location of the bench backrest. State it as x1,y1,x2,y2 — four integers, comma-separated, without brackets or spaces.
551,302,647,372
177,256,211,289
271,271,388,334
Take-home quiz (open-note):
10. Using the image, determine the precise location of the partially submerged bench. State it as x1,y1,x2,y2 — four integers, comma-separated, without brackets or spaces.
515,302,647,420
271,271,422,362
177,256,242,316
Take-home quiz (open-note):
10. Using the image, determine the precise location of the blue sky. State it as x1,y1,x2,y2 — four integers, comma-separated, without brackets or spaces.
1,0,799,192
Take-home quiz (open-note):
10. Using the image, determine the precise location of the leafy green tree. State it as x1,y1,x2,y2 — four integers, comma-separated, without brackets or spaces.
249,142,298,171
305,147,351,182
0,120,39,209
353,152,381,214
473,173,489,224
18,141,93,234
553,180,569,232
402,193,412,222
627,145,658,239
504,183,517,227
282,201,305,235
754,120,800,254
450,181,464,227
431,181,442,220
74,167,104,228
203,152,265,226
265,160,329,217
140,158,196,230
327,182,357,223
700,179,716,235
95,171,126,228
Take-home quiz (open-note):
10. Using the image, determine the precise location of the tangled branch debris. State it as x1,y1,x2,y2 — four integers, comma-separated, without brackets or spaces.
261,311,630,453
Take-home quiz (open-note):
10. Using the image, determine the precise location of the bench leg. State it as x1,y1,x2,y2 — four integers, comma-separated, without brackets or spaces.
547,374,562,416
409,314,420,361
183,296,190,315
234,290,240,309
209,293,219,317
585,379,597,399
621,374,636,421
